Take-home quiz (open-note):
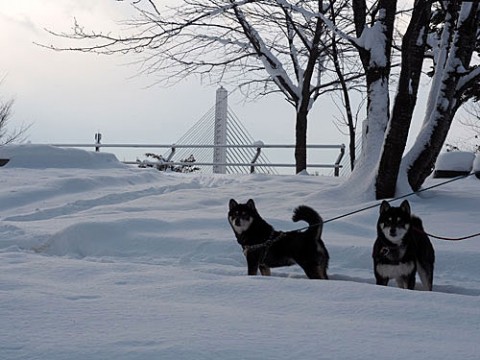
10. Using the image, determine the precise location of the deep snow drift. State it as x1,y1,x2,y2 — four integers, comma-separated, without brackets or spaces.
1,145,479,360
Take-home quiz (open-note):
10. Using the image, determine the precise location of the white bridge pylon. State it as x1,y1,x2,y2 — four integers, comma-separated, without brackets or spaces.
214,86,228,174
166,87,277,174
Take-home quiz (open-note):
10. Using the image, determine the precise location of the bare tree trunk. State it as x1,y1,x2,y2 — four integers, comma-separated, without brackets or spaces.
295,108,308,173
407,105,459,190
375,0,431,199
348,0,396,188
293,2,326,174
404,1,480,191
329,1,357,171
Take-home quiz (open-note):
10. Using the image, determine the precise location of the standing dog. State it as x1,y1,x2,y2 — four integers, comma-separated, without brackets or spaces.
372,200,435,290
228,199,329,279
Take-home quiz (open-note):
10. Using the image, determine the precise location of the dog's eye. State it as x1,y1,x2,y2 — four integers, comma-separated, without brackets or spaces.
235,211,247,218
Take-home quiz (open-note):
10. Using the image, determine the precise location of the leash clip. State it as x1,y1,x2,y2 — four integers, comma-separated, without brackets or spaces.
380,247,390,256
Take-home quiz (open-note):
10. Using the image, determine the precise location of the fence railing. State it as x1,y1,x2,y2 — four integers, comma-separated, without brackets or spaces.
51,142,346,176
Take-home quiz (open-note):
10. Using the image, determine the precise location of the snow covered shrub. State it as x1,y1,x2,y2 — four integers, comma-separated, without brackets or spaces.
138,153,200,173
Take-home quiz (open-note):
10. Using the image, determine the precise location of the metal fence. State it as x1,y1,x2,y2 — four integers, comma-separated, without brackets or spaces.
51,141,346,176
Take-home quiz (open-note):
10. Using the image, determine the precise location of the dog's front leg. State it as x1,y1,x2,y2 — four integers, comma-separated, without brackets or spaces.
374,271,389,286
246,252,260,276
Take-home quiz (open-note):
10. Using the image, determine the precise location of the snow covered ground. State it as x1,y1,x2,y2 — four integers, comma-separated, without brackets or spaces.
1,145,479,360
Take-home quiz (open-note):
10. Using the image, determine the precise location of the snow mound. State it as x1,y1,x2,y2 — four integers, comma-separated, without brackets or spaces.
37,219,236,260
0,144,126,169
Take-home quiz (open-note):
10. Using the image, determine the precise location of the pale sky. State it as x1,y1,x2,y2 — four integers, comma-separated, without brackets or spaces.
0,0,472,167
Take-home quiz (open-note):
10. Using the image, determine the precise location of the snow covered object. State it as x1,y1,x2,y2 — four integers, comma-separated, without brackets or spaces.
473,153,480,179
433,151,475,178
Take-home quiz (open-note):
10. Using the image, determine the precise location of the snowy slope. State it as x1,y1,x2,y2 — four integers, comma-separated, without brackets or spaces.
1,145,479,360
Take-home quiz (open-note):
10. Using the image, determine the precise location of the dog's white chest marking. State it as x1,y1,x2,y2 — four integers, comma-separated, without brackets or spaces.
376,262,415,279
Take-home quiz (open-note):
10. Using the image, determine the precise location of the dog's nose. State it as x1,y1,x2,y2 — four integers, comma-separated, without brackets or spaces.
390,228,397,236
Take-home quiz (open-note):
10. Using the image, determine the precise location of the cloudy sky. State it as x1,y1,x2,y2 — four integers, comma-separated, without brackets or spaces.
0,0,471,165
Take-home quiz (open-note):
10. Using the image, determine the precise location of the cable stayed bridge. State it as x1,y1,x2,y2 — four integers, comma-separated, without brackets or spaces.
163,87,278,175
49,87,345,175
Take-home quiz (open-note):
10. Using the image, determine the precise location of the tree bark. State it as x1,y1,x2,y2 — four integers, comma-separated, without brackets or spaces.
293,2,326,174
295,108,308,173
348,0,396,185
329,0,357,171
406,1,480,191
375,0,431,199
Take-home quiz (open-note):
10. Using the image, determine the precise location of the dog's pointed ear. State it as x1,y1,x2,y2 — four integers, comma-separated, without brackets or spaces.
400,200,411,216
380,200,390,214
246,199,256,210
229,199,238,210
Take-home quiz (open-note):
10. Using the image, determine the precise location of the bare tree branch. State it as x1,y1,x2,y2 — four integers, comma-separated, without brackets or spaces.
0,96,31,145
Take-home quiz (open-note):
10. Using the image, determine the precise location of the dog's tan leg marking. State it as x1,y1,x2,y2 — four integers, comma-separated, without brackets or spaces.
259,265,271,276
303,266,328,280
417,263,433,291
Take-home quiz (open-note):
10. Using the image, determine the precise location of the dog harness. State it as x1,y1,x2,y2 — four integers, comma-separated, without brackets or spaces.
242,230,286,264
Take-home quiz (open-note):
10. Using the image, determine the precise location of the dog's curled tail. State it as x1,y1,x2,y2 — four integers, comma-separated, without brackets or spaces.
292,205,323,239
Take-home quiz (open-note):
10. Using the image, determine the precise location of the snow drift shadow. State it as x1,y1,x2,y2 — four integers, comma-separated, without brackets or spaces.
34,218,241,264
33,220,480,297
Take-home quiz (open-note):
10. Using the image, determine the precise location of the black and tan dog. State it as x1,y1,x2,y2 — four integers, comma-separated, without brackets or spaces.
372,200,435,290
228,199,329,279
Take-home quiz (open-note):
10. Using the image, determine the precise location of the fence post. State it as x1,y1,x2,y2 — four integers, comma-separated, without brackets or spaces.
250,147,262,174
166,146,176,161
334,144,346,176
94,133,102,152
